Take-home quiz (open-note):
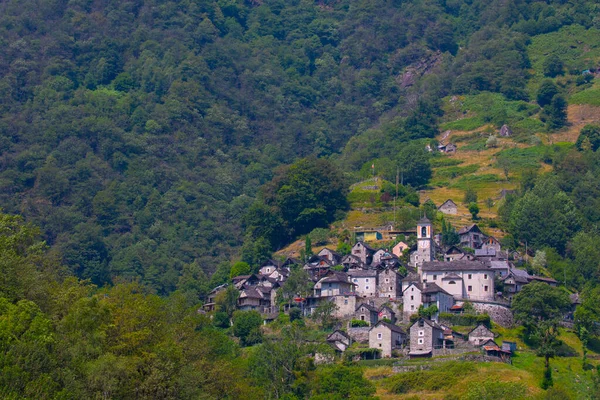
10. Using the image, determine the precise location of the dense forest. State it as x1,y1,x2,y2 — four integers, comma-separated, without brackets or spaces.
1,0,598,295
2,0,600,398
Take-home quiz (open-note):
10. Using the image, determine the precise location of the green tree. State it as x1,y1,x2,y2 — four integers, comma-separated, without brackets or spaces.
544,95,568,130
215,285,239,320
311,364,377,399
397,142,432,187
468,202,480,220
233,310,263,346
261,157,349,238
312,300,338,330
576,125,600,152
512,282,570,372
280,267,313,307
537,80,559,107
543,55,564,78
464,187,477,204
230,261,251,279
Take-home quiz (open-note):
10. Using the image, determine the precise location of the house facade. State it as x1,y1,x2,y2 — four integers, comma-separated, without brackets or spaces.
355,303,379,325
468,324,495,345
377,268,402,299
351,241,376,265
402,282,423,317
438,199,458,215
347,269,378,297
369,321,407,358
392,241,409,257
313,272,355,297
458,224,486,249
420,261,495,301
409,318,445,357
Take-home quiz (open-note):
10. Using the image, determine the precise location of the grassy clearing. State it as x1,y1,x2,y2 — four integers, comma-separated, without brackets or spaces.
450,174,502,190
441,116,487,131
528,25,600,80
434,164,480,180
430,157,463,168
570,87,600,107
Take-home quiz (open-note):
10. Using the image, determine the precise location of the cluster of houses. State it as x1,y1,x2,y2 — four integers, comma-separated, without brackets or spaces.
205,212,558,360
327,319,514,361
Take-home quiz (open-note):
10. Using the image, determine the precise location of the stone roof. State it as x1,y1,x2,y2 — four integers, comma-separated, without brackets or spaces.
421,260,491,272
372,321,406,334
347,269,378,278
355,241,376,252
402,272,421,282
475,248,496,257
410,318,444,331
356,303,378,313
490,261,510,270
458,224,482,235
422,282,451,296
417,216,431,225
320,271,353,284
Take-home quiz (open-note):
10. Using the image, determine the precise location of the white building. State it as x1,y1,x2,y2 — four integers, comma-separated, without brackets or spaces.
420,260,495,302
347,269,378,298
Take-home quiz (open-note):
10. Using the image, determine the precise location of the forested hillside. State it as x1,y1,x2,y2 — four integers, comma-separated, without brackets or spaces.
0,0,598,295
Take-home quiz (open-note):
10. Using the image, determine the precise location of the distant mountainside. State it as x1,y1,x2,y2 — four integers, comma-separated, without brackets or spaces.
0,0,599,293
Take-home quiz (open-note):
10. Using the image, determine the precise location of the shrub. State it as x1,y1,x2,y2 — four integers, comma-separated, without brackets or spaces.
351,319,369,327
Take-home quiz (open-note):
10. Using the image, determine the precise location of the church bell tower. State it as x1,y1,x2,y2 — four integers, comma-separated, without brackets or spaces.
416,216,435,267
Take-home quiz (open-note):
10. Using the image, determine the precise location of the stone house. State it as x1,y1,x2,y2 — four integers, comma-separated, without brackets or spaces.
318,247,342,264
378,305,397,324
409,318,445,358
369,321,407,358
458,224,486,249
421,283,454,320
377,267,402,299
355,303,379,325
313,271,355,297
351,241,376,265
258,259,281,276
420,260,495,301
468,324,495,345
204,283,228,312
402,282,423,317
372,249,393,265
306,294,358,318
327,330,352,353
392,241,409,257
341,254,364,270
481,236,501,252
444,246,466,262
502,268,530,299
347,269,378,297
489,260,510,278
438,199,458,215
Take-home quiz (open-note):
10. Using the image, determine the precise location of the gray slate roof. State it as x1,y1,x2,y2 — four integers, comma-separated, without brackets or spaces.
421,260,491,272
347,269,378,278
422,282,451,296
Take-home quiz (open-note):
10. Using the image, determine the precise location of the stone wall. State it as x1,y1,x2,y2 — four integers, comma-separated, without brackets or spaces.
347,327,370,344
471,302,513,327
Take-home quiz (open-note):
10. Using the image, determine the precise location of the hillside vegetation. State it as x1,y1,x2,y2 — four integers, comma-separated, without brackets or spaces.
1,0,599,293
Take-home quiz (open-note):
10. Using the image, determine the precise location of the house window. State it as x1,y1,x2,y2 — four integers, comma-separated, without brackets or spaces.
433,275,437,280
468,285,472,292
410,296,414,300
366,279,369,283
468,274,472,279
411,288,414,292
353,279,358,282
366,286,369,290
411,305,415,310
344,299,348,305
385,278,389,283
418,320,424,327
389,287,393,291
377,333,382,339
484,274,488,279
418,330,424,337
361,315,365,321
449,281,456,284
484,285,488,292
418,338,424,345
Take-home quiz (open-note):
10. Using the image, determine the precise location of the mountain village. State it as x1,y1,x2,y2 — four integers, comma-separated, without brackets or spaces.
204,206,567,362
